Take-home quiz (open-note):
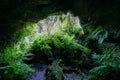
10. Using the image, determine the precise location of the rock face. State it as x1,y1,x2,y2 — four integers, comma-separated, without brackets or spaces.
36,13,83,35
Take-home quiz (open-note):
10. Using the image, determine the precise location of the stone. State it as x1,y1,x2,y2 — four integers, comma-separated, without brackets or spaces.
36,13,84,35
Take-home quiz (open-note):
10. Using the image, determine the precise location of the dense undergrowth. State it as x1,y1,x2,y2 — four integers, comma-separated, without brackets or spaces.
0,13,120,80
0,22,37,80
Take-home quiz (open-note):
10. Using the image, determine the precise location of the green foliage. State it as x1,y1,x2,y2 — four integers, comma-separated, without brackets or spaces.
31,23,90,66
2,45,22,64
82,24,120,80
0,22,37,80
88,47,120,80
2,22,37,63
93,47,120,66
88,65,112,80
88,64,120,80
46,59,64,80
83,25,108,45
52,31,74,48
2,36,35,64
14,22,36,42
81,24,109,56
30,13,90,65
2,11,119,80
114,30,120,39
32,35,52,57
62,20,83,36
1,43,34,79
1,0,120,79
3,61,34,80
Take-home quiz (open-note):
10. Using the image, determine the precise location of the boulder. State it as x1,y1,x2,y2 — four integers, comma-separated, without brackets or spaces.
36,13,84,35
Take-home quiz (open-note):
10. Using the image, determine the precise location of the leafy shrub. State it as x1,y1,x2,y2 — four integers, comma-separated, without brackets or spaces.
31,35,52,60
88,47,120,80
81,25,109,56
46,59,64,80
92,47,120,66
31,25,90,66
29,13,90,65
3,61,34,80
52,31,74,48
88,64,120,80
52,32,90,62
1,44,34,79
62,19,83,36
83,25,108,45
0,22,37,79
2,44,22,64
82,25,120,80
14,22,36,42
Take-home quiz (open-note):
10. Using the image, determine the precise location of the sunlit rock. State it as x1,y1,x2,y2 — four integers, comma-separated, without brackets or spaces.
37,13,84,35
